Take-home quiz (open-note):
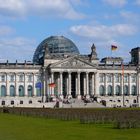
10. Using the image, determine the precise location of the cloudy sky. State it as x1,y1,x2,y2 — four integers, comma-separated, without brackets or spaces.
0,0,140,62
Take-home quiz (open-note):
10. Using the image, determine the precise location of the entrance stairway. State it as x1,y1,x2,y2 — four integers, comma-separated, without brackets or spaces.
62,99,105,108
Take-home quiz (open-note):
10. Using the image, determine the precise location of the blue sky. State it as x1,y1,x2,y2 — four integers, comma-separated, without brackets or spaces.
0,0,140,62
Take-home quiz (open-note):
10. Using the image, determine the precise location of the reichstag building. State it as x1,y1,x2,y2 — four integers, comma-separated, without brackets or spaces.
0,36,139,108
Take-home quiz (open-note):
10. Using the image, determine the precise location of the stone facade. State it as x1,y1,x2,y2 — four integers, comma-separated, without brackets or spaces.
0,36,140,108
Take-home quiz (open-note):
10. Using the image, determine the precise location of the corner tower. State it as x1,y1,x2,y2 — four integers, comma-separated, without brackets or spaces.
130,47,140,65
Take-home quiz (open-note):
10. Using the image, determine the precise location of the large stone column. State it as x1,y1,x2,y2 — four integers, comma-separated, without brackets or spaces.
92,73,94,96
84,74,86,96
86,72,90,98
68,72,72,97
60,72,63,98
94,72,97,96
51,72,54,95
77,72,81,99
67,75,69,96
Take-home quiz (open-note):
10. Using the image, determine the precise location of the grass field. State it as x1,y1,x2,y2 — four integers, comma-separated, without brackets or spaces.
0,113,140,140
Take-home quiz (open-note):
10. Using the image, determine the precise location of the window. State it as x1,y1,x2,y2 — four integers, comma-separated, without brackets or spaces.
20,100,23,104
131,74,136,83
99,74,104,83
1,75,5,82
10,85,15,96
19,75,24,82
131,85,137,96
11,101,14,105
115,74,120,82
107,75,112,83
116,85,121,96
1,101,5,105
10,75,15,82
99,85,105,96
36,88,41,96
133,99,137,103
28,85,33,97
19,85,24,97
37,75,41,82
28,75,33,82
124,74,128,83
107,85,113,96
124,85,129,96
29,100,32,104
0,85,6,96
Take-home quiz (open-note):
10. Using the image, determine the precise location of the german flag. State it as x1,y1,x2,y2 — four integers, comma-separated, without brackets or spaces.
48,83,56,88
111,45,118,51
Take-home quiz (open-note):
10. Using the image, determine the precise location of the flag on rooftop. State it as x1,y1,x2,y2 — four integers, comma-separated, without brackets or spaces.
111,45,118,51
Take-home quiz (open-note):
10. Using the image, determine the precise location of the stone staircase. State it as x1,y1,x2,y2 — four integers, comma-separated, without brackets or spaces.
62,99,105,108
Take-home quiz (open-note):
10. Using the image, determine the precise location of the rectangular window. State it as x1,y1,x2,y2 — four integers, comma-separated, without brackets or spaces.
115,74,120,82
107,75,112,82
99,74,104,83
28,75,33,82
124,74,128,83
37,75,41,82
131,75,136,83
19,75,24,82
1,75,5,82
10,75,15,82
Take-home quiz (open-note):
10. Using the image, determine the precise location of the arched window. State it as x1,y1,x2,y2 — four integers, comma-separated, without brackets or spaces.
131,85,137,96
107,85,113,96
28,85,33,97
124,85,129,96
36,88,41,96
10,85,15,96
116,85,121,96
133,99,137,103
1,85,6,96
19,85,24,97
99,85,105,96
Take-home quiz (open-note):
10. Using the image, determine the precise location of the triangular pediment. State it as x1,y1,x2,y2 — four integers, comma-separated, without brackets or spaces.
50,56,96,68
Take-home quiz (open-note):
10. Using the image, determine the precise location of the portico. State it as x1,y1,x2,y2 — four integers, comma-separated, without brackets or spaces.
48,70,96,99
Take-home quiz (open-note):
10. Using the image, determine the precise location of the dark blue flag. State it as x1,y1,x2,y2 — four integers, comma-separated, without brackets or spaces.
35,82,42,88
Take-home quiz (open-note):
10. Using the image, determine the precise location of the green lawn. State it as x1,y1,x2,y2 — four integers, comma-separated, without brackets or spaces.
0,113,140,140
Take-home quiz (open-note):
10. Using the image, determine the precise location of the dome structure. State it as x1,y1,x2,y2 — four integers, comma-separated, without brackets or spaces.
33,36,79,64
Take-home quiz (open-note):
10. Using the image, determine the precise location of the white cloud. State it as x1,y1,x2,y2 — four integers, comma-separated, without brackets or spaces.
0,25,14,36
120,11,140,22
0,0,84,19
70,24,137,41
0,37,36,61
103,0,127,7
0,0,26,17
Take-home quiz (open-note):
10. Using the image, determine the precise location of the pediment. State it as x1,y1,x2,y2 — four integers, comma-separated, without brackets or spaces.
50,56,95,68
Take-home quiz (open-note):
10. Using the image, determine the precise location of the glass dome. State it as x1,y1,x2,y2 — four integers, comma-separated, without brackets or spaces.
33,36,79,64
